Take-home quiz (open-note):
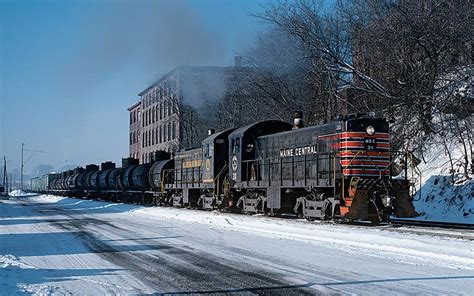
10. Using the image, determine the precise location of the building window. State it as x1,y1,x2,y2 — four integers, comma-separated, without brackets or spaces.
129,132,132,145
164,124,167,142
152,128,155,145
164,101,167,118
172,121,176,139
167,123,171,141
142,133,144,148
159,126,162,143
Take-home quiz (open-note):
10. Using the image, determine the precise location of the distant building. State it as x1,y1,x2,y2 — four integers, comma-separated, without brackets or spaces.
129,57,246,164
127,101,141,161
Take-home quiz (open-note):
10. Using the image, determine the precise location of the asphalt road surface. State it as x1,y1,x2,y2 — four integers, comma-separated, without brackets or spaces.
1,195,473,295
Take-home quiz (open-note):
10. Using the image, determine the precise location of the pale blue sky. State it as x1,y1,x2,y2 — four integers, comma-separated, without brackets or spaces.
0,0,266,174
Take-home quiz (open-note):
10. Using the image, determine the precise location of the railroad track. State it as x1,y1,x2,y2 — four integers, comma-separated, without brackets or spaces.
390,218,474,230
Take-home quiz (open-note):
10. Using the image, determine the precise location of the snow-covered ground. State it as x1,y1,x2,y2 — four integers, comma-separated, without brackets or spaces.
8,190,37,197
412,140,473,224
1,194,473,295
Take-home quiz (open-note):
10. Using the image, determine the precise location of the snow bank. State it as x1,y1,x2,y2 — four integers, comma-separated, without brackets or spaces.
9,190,37,197
414,176,473,223
9,189,26,196
413,140,473,224
0,255,33,269
29,194,67,203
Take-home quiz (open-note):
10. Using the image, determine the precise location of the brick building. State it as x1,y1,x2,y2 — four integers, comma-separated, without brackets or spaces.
129,58,245,164
127,101,141,160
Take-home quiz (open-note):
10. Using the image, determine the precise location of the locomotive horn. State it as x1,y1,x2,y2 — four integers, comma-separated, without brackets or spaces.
293,111,304,129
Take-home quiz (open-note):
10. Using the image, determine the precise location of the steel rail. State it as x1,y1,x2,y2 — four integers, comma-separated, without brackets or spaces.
390,218,474,230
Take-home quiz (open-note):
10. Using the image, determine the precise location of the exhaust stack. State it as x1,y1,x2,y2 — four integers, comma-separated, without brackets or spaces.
293,111,304,129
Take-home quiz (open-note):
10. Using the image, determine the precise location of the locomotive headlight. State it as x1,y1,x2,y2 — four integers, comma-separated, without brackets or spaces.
381,195,393,208
366,125,375,135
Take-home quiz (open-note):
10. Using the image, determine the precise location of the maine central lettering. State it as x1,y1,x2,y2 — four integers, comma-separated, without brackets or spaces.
279,145,317,157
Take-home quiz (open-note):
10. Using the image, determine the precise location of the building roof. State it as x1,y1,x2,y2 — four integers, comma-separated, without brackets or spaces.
138,65,246,96
127,101,141,111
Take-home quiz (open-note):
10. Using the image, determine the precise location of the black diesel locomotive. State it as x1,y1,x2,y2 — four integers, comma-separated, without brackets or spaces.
31,112,417,222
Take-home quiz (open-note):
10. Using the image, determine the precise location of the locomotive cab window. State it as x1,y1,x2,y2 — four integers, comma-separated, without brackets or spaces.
245,144,254,153
232,138,240,154
204,144,213,158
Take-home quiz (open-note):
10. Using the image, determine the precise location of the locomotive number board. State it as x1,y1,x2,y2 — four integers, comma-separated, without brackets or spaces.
364,138,377,150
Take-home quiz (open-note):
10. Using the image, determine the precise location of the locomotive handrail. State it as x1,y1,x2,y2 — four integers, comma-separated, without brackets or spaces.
161,169,173,193
340,149,393,199
240,152,336,185
214,162,228,196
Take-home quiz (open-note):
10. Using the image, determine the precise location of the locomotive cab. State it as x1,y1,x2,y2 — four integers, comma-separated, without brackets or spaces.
199,128,236,209
228,120,292,187
227,120,293,211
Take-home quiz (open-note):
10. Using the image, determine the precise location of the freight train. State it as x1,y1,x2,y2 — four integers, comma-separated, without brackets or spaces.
31,112,417,222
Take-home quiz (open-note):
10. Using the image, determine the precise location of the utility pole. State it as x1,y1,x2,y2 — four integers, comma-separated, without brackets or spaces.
20,143,24,190
3,156,6,191
20,143,44,190
3,157,10,193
